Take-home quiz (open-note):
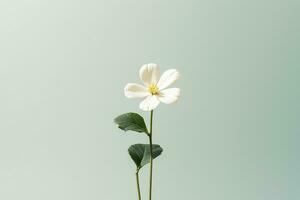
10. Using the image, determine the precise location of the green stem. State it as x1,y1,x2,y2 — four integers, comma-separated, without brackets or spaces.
148,110,154,200
136,169,142,200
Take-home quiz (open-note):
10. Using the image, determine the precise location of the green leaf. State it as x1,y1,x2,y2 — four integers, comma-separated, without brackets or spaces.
128,144,163,169
114,113,148,134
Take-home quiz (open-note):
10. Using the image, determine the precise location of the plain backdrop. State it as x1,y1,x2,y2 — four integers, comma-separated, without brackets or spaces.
0,0,299,199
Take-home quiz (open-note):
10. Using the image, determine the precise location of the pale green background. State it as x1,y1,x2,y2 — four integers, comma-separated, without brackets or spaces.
0,0,299,199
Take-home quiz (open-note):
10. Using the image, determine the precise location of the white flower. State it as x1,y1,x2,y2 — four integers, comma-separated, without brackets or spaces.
124,63,180,111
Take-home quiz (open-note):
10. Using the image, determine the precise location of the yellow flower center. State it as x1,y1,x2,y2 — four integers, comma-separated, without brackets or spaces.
148,84,159,95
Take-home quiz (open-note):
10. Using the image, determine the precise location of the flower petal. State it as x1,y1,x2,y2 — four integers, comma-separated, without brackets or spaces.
157,69,180,90
124,83,150,98
158,88,180,104
139,63,160,85
139,95,160,111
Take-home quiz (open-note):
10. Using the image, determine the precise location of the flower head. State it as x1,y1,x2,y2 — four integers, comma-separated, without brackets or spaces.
124,63,180,111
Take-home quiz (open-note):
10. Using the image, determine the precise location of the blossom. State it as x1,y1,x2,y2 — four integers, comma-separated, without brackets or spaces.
124,63,180,111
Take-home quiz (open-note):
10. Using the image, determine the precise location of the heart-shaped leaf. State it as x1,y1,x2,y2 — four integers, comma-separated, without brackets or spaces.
128,144,163,169
114,113,148,134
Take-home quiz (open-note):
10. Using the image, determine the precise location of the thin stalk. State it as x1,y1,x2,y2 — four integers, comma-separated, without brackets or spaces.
148,110,154,200
136,169,142,200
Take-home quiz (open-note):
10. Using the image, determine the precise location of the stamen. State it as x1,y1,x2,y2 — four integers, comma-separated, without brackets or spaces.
148,84,159,95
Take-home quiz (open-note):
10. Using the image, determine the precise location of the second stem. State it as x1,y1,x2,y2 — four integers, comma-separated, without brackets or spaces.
148,110,154,200
136,169,141,200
